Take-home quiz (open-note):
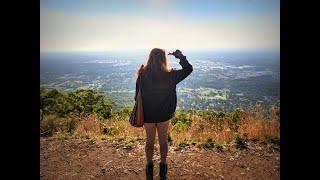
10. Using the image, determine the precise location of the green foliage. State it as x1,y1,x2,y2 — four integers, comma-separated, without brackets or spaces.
40,115,80,137
40,87,280,148
73,132,90,139
178,139,190,148
123,141,134,149
68,89,114,119
215,140,225,151
217,111,226,118
206,138,215,148
102,125,117,135
215,144,223,151
226,108,246,131
124,136,138,144
171,109,193,127
200,109,226,131
200,109,219,122
111,104,132,121
233,134,247,149
53,131,71,140
264,134,280,145
41,116,55,136
40,88,73,116
67,119,78,133
198,138,214,149
172,121,187,133
40,88,114,119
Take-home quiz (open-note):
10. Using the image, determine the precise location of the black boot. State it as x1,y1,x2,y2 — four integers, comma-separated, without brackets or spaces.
146,162,153,180
159,162,168,180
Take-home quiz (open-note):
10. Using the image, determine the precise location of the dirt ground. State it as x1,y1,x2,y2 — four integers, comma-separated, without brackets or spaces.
40,138,280,180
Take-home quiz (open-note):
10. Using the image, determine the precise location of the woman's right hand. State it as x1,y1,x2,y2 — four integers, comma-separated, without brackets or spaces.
169,49,184,59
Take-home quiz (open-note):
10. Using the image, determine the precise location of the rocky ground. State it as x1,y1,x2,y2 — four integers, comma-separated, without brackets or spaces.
40,138,280,180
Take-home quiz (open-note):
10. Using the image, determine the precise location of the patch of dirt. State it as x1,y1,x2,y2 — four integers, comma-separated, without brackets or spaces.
40,138,279,180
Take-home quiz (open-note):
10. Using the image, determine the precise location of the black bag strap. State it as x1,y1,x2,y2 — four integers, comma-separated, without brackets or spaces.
138,71,143,93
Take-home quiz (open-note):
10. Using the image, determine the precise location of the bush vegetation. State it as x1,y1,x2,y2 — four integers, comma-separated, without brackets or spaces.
40,88,280,149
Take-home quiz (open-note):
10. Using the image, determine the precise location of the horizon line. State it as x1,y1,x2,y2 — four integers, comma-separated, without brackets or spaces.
40,48,280,54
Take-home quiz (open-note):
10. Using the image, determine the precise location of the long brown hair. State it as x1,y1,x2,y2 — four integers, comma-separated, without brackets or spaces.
136,48,171,78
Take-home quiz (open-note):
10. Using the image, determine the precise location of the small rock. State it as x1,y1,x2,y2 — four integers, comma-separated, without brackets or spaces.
123,146,132,150
101,168,106,174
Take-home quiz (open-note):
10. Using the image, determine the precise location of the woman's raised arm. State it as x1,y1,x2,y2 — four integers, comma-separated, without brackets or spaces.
171,55,193,84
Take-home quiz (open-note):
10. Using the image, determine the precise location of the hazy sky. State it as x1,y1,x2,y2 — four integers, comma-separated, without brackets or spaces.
40,0,280,52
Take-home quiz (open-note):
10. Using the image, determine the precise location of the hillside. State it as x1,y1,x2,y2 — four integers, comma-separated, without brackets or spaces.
40,88,280,179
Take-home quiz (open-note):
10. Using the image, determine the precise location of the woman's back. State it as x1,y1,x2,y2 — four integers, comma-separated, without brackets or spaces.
135,52,193,123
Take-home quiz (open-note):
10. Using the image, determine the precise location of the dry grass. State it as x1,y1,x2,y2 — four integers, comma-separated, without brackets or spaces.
40,115,79,136
102,115,145,140
168,105,280,147
42,105,280,147
74,115,103,136
238,105,280,142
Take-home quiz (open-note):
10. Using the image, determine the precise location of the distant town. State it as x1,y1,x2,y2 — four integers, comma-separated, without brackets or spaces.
40,52,280,111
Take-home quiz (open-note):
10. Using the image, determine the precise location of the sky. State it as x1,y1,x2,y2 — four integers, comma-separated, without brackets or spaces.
40,0,280,52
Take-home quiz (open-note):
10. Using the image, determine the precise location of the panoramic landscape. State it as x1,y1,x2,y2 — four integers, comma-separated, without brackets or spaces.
40,0,280,179
40,50,279,111
40,50,280,180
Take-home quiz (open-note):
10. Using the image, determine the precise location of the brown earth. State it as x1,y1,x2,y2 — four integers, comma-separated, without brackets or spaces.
40,138,280,180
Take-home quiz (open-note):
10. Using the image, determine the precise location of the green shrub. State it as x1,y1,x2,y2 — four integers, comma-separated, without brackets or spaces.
41,115,81,137
171,110,192,127
126,136,137,143
264,134,280,145
53,131,70,140
112,104,132,120
68,89,114,119
67,119,78,133
197,138,214,149
215,140,225,151
40,88,114,120
217,112,226,118
102,125,117,135
201,109,219,122
233,134,247,149
225,108,246,131
173,121,187,133
40,116,55,136
73,132,90,139
178,139,190,148
123,141,134,149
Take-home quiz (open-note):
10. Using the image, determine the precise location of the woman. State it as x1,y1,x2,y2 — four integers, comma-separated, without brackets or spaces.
135,48,193,180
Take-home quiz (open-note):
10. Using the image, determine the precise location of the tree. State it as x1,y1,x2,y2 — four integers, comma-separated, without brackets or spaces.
40,87,115,119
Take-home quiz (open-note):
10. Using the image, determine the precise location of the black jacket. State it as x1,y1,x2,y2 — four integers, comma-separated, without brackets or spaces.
135,56,193,123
